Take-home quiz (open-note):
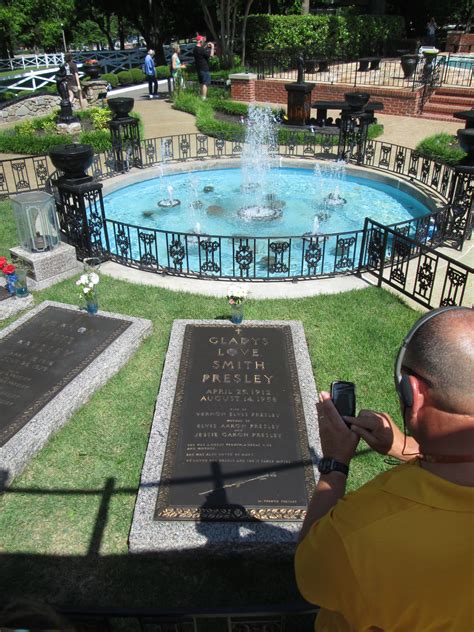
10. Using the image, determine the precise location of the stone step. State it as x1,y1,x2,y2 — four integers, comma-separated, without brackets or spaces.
423,101,468,114
428,94,474,107
433,87,474,98
419,112,458,122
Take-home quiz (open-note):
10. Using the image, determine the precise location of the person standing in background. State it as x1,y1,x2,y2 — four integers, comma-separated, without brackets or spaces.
171,43,186,91
144,49,158,99
426,17,438,47
193,34,214,100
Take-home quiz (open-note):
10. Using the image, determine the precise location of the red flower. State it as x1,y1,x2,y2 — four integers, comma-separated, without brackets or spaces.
0,257,7,270
3,263,16,275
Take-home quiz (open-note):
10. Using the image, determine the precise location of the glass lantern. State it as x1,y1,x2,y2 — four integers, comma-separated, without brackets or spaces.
10,191,61,253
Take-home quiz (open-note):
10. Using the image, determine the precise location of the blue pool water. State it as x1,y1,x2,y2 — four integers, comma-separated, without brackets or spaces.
103,167,429,237
101,166,431,278
445,55,474,70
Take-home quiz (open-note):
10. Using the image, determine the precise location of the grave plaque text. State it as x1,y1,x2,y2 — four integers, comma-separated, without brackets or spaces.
0,306,131,446
154,323,314,522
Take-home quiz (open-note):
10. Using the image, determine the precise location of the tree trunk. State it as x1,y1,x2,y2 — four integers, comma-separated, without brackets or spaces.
241,0,256,66
301,0,309,15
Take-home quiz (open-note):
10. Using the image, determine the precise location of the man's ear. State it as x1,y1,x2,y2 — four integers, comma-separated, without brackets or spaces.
409,374,429,415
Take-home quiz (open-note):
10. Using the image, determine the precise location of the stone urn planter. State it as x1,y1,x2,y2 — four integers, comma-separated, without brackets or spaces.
344,92,370,112
84,62,102,80
400,54,418,79
457,129,474,163
108,97,134,119
49,143,95,178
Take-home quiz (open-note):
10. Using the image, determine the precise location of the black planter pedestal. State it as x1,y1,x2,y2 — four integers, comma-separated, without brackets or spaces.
109,117,142,172
84,64,101,80
400,54,418,80
48,143,108,260
57,98,79,124
284,82,315,126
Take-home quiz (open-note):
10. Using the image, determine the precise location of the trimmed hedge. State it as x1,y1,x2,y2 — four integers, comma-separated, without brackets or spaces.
415,133,466,166
245,14,405,58
117,70,132,85
0,107,143,154
101,73,119,88
173,90,383,145
130,68,146,83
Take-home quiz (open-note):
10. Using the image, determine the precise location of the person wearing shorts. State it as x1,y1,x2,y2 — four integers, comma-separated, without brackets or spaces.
193,34,214,99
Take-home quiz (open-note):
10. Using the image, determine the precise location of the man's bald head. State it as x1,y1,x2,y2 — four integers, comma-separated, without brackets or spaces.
404,308,474,414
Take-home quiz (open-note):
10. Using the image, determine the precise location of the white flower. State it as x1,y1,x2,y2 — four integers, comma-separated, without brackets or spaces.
227,284,248,303
79,274,89,285
83,286,91,294
89,273,99,285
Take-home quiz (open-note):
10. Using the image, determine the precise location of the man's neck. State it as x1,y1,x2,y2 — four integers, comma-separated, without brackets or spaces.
419,460,474,487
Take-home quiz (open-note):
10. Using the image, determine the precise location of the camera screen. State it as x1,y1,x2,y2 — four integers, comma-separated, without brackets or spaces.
331,382,356,417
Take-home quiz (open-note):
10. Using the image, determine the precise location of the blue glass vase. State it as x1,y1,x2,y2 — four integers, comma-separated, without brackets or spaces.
230,302,244,324
5,273,17,295
86,299,99,315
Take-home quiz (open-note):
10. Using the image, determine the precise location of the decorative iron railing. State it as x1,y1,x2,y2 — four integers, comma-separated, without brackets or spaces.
1,133,472,296
359,219,473,308
54,603,319,631
252,51,473,89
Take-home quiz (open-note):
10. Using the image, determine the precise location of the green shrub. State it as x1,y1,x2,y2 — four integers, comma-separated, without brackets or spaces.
415,133,466,166
0,131,74,154
101,73,119,88
79,129,111,152
88,106,113,130
130,67,145,83
245,14,404,58
155,65,170,79
0,91,16,101
117,70,132,85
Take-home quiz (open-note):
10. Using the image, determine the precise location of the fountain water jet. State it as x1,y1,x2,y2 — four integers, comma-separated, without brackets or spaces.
238,104,281,221
158,184,181,208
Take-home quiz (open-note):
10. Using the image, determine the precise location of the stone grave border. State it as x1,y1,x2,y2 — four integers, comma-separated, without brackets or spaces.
129,319,321,556
0,300,153,488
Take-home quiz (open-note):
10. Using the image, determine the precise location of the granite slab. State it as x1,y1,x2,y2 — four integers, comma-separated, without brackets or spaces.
0,300,152,488
129,319,321,556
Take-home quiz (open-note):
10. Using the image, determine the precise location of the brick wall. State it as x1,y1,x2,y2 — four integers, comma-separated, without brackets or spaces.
231,78,423,117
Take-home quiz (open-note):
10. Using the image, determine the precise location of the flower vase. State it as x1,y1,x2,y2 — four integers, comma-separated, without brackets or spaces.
86,299,99,315
14,266,28,297
5,273,17,295
85,291,99,315
230,302,244,324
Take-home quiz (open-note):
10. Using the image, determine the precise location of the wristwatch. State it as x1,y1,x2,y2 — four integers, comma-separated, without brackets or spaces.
318,457,349,476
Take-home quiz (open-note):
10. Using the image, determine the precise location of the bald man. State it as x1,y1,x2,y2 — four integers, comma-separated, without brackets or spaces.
295,307,474,631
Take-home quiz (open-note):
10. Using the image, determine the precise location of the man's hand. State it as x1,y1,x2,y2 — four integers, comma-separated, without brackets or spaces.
346,410,419,461
318,392,359,465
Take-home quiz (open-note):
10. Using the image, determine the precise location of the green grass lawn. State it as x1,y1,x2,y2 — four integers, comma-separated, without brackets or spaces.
0,199,421,609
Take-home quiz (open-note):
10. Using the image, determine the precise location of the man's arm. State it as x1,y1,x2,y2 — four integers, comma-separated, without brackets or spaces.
299,392,359,542
347,410,420,461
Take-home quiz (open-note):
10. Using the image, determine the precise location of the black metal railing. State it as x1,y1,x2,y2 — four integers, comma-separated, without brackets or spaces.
359,219,473,308
1,133,472,293
251,50,473,89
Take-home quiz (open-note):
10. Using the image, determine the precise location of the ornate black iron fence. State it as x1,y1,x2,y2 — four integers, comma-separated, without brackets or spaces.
1,133,472,285
252,51,473,89
359,219,472,308
53,603,318,631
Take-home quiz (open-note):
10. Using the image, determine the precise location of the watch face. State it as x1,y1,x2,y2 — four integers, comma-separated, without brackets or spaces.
318,458,332,474
318,458,348,475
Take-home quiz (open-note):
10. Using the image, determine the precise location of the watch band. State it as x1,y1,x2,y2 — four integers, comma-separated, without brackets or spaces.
318,457,349,476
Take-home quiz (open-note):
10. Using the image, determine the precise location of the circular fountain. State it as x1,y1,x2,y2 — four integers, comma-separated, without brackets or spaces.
100,104,436,279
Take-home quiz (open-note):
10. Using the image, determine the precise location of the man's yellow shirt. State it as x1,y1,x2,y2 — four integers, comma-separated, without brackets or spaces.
295,460,474,631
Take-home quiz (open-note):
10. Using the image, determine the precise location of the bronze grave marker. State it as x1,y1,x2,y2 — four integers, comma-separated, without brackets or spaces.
154,323,315,522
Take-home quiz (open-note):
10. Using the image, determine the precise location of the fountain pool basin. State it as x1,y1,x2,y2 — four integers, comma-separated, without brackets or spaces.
100,163,436,279
103,166,431,237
